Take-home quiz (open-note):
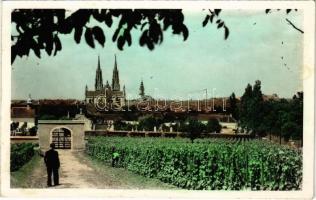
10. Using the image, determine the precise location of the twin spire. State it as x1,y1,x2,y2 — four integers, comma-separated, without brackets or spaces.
94,54,121,92
95,55,103,91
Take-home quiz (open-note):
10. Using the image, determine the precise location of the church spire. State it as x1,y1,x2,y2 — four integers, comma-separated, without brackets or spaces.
95,55,103,91
97,55,101,70
112,54,120,91
139,79,145,97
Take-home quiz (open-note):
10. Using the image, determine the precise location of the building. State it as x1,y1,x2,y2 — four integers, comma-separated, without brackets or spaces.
11,95,36,135
85,55,126,109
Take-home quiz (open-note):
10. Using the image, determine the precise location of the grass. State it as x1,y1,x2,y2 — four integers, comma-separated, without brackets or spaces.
83,153,179,189
10,154,42,188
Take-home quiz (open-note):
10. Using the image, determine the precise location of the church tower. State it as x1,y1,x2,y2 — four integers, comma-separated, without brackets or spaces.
95,55,103,91
139,80,145,97
112,55,120,91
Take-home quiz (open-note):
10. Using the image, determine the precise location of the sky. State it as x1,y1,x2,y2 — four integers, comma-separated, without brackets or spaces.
11,9,303,100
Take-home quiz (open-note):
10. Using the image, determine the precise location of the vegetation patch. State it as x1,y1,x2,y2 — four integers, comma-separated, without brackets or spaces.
86,137,302,190
11,143,36,172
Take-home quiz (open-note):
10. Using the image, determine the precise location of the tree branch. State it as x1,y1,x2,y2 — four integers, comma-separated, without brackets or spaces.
286,18,304,34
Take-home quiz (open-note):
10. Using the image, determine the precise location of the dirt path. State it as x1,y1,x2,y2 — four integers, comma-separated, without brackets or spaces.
13,150,176,189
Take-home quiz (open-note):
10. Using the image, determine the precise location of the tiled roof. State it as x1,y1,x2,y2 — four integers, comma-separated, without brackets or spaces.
11,107,35,118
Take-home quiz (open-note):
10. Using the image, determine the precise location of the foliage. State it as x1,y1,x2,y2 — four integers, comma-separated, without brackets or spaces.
138,114,162,131
178,118,206,142
113,120,135,131
228,92,239,120
206,118,222,133
86,137,302,190
11,143,36,171
29,126,38,136
239,80,264,136
11,9,211,63
202,9,229,39
238,80,303,143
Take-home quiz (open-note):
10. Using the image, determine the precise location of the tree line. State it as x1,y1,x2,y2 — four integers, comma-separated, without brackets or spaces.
229,80,303,144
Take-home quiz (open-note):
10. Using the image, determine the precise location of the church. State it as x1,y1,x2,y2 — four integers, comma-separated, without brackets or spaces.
85,55,126,109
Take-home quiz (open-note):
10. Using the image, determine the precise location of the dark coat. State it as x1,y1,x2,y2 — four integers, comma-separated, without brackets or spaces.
44,149,60,169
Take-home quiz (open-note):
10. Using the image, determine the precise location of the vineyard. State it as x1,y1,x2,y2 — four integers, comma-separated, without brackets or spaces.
86,137,302,190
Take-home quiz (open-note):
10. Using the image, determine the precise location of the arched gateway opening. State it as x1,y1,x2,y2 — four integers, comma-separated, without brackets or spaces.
51,127,72,149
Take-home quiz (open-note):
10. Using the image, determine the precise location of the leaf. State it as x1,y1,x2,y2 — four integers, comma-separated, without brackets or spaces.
117,36,125,50
104,14,113,27
74,27,83,44
202,15,210,27
92,26,105,47
44,33,54,56
28,38,41,58
224,26,229,40
214,9,221,16
181,25,189,41
139,30,148,46
112,28,120,42
84,28,95,48
92,10,104,22
217,22,224,29
11,45,17,64
53,35,61,56
125,30,132,46
210,15,215,23
141,22,148,31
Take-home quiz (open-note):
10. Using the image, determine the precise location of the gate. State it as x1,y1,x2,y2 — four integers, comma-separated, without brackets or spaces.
51,128,71,149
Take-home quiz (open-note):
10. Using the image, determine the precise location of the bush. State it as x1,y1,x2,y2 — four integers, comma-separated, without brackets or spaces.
206,118,222,133
11,143,36,171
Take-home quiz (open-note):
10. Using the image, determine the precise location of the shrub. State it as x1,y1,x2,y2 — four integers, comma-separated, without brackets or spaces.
10,143,35,171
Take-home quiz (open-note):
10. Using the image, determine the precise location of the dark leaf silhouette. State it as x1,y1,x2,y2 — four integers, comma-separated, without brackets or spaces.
92,26,105,47
214,9,221,16
104,14,113,27
112,28,120,42
31,39,41,58
85,28,95,48
224,26,229,40
53,35,61,56
117,36,125,50
202,15,210,27
11,9,232,63
210,15,215,23
74,27,83,44
217,22,224,29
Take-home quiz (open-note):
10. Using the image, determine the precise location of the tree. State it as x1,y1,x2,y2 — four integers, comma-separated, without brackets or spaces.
138,114,162,131
206,118,222,133
239,83,253,132
11,9,302,64
180,118,206,143
228,92,239,120
239,80,264,136
10,9,232,64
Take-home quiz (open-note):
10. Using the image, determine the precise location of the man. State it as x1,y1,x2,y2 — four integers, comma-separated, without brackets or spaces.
44,143,60,187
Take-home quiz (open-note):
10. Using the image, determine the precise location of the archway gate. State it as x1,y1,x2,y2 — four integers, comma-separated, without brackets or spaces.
38,120,85,151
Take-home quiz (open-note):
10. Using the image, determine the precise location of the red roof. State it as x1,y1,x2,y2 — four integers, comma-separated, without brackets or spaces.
11,107,35,118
